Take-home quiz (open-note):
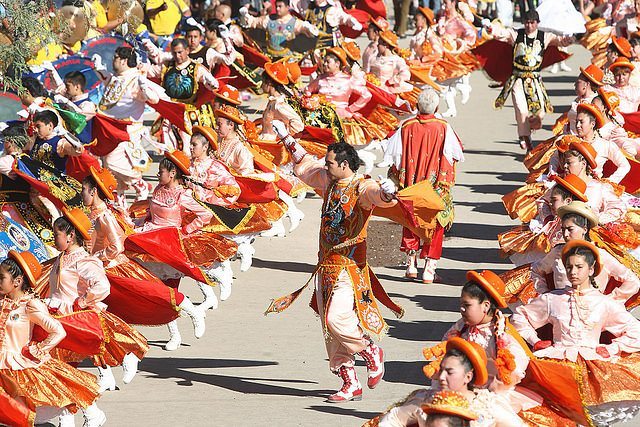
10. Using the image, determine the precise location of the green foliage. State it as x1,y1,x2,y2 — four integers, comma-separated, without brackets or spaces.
0,0,60,93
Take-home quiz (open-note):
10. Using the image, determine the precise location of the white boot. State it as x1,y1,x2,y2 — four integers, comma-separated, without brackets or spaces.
296,190,307,203
179,297,205,338
58,409,75,427
550,63,559,74
560,61,571,72
422,258,438,284
456,75,471,105
121,353,140,384
237,241,256,272
213,260,234,301
82,404,106,427
195,280,219,312
261,219,286,237
405,252,418,279
279,190,305,232
97,366,116,393
164,320,181,351
441,88,457,118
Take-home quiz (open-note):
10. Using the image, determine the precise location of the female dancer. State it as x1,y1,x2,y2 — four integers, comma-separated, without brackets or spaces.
0,250,102,427
126,151,237,349
82,166,205,360
373,337,525,426
513,240,640,425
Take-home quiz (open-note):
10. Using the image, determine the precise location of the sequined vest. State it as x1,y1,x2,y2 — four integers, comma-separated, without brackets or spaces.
266,16,296,57
319,176,371,266
305,4,340,48
162,61,199,104
189,46,210,70
32,135,67,172
512,29,545,73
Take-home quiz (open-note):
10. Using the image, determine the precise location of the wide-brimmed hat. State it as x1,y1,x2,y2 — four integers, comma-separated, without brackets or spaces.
164,150,191,176
342,41,361,62
192,125,218,152
416,7,435,26
557,200,599,228
264,61,290,85
562,239,602,276
552,173,588,202
578,64,604,87
213,83,241,106
284,61,301,84
61,207,92,240
378,29,399,48
597,88,621,113
611,36,632,58
557,137,598,170
369,16,389,31
466,270,507,309
609,56,635,72
7,250,42,288
89,166,117,201
325,47,348,67
445,337,489,386
214,104,246,125
421,390,478,421
576,103,605,129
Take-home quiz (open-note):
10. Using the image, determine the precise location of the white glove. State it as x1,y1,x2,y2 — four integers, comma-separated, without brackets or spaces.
378,175,396,196
218,24,231,39
239,6,249,16
272,120,289,138
351,21,363,32
203,72,219,90
92,54,106,71
301,20,320,37
142,38,161,58
481,18,491,28
138,74,150,90
53,94,70,105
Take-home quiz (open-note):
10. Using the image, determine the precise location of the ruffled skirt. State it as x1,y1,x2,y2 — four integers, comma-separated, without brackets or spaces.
0,357,98,412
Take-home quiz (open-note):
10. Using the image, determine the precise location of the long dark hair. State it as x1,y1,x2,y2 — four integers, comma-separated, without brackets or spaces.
0,258,30,291
53,216,84,246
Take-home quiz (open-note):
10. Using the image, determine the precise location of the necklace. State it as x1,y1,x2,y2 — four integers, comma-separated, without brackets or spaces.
323,175,357,215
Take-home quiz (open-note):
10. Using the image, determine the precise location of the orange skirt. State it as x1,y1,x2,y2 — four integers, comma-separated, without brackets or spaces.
0,389,33,427
0,357,99,412
498,226,550,257
398,86,422,110
52,309,148,368
367,106,399,136
502,182,547,222
524,137,558,183
499,263,539,305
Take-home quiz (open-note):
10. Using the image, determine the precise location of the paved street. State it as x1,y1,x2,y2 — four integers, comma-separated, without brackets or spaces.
59,45,616,426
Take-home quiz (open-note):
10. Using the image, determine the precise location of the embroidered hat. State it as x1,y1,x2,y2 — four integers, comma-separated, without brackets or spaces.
342,41,361,62
192,125,218,152
61,206,92,240
264,61,290,85
214,104,246,125
557,136,598,170
7,250,42,288
557,200,599,228
417,7,435,26
213,82,242,106
325,47,348,67
552,173,588,202
597,88,621,113
445,337,489,386
378,29,399,48
611,36,632,58
562,239,602,276
466,270,507,309
89,166,117,201
578,64,604,87
576,103,605,129
369,16,389,31
421,390,479,421
164,150,191,176
609,56,635,72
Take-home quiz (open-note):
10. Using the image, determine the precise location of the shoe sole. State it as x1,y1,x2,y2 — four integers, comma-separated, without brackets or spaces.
326,394,363,403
